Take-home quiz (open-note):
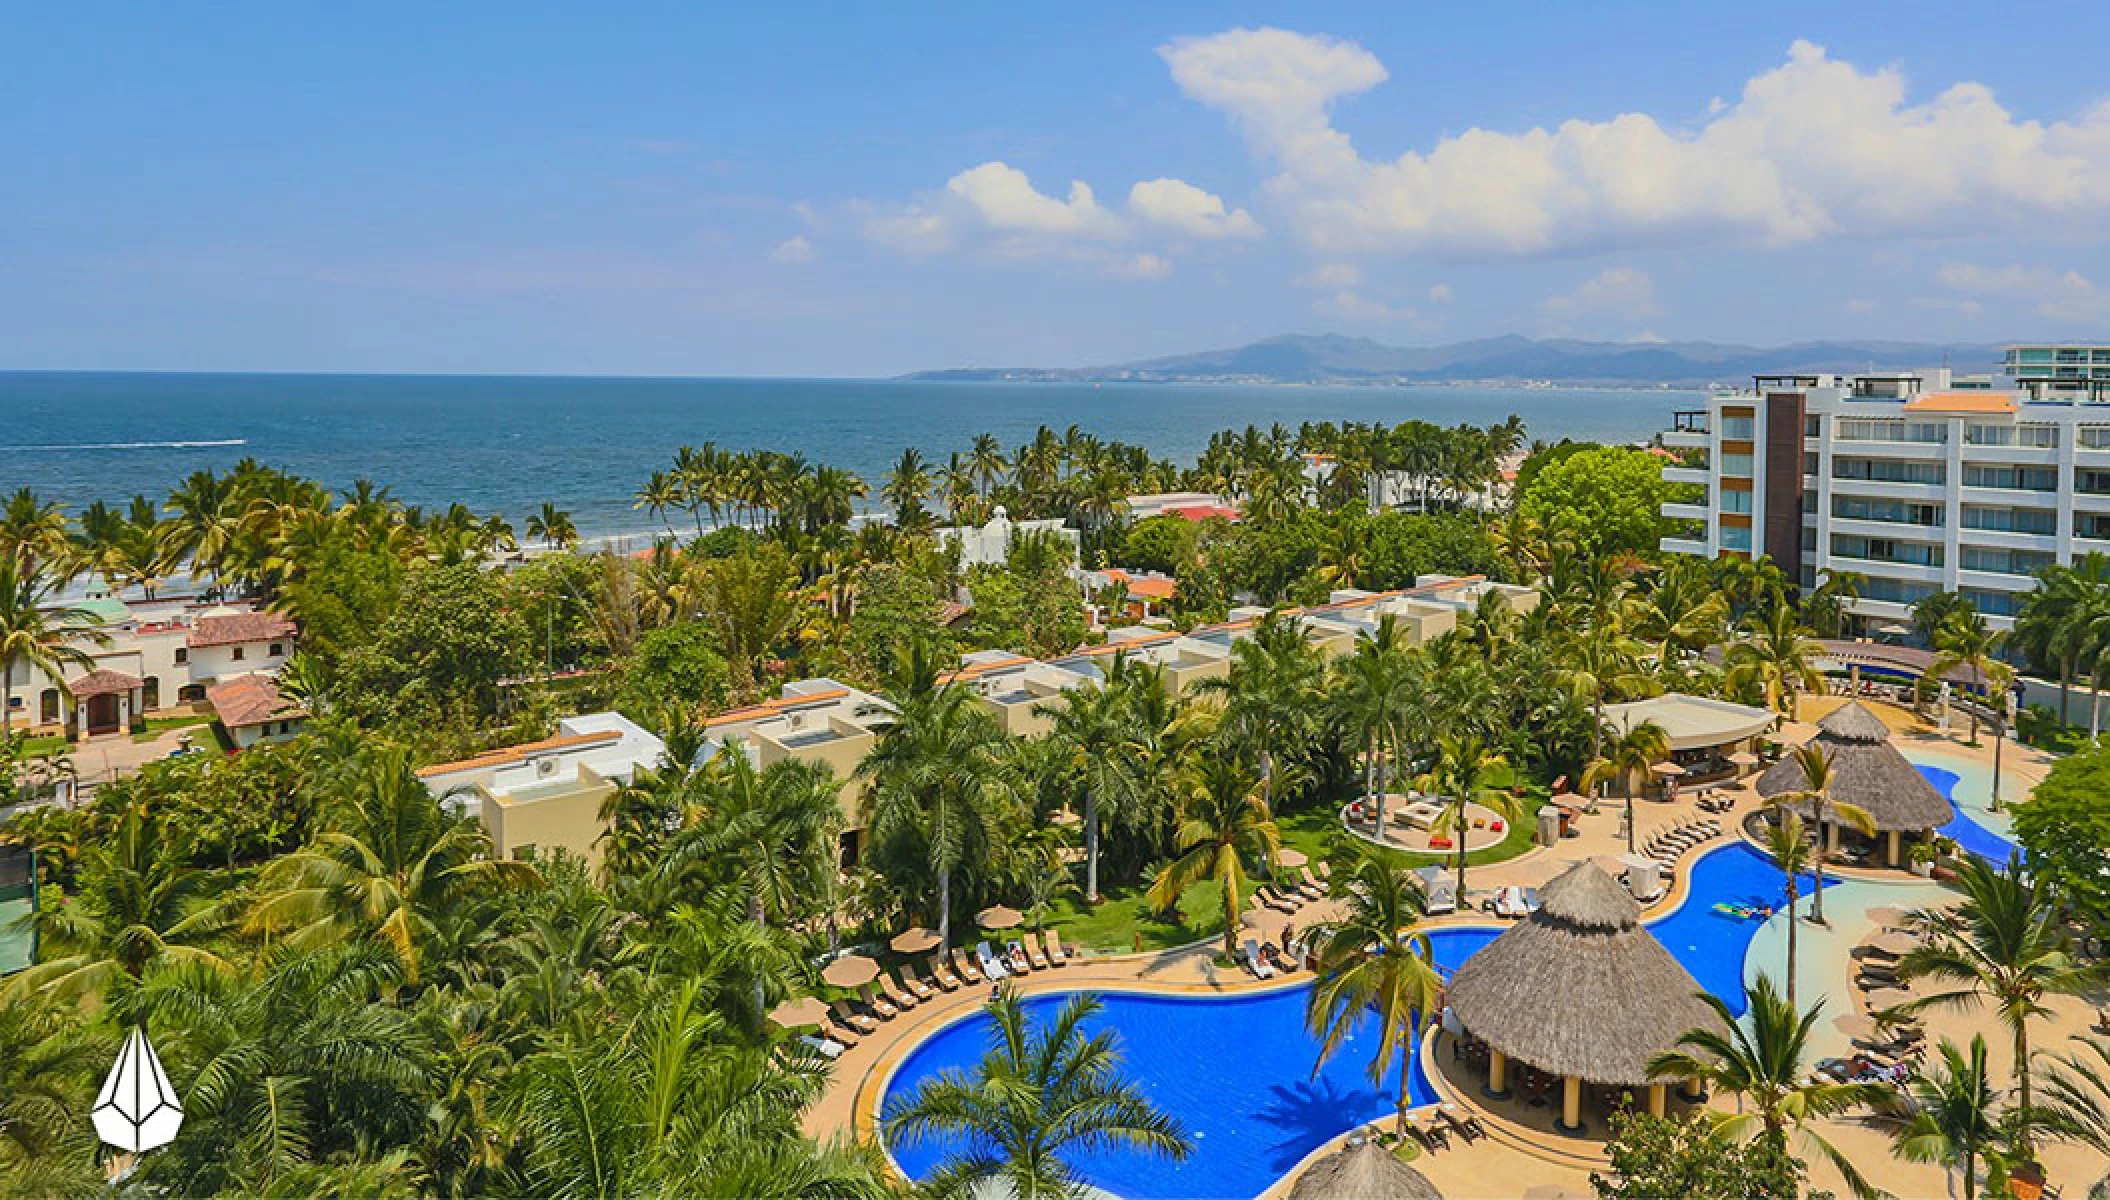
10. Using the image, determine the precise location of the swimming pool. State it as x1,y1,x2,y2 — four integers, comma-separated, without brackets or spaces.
881,844,1808,1198
1904,753,2021,863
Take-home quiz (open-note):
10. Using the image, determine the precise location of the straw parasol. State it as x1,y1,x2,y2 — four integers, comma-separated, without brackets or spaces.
1445,862,1722,1088
1287,1139,1444,1200
1865,987,1915,1013
820,954,879,988
890,927,941,954
1728,751,1760,767
1834,1014,1884,1042
1756,702,1951,834
1276,847,1310,869
1867,905,1910,928
1863,930,1918,958
768,996,829,1029
1650,761,1686,777
976,905,1023,930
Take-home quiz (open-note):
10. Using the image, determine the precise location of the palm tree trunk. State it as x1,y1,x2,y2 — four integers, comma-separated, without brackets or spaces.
1624,780,1637,854
1396,1039,1413,1135
1811,800,1828,925
1991,720,2005,809
2014,1023,2033,1155
1083,788,1101,904
2094,676,2104,740
2058,659,2072,727
937,867,952,953
1,669,12,745
1454,800,1469,902
1590,695,1604,764
1784,876,1799,1009
1221,868,1240,960
1962,1149,1976,1200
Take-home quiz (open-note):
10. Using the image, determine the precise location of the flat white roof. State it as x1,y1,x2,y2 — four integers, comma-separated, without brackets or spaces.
1602,693,1775,751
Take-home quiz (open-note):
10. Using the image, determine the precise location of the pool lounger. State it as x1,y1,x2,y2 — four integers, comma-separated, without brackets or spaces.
799,1033,846,1060
1240,938,1276,980
950,947,986,984
1004,939,1035,973
1041,930,1068,966
1438,1104,1485,1142
894,967,933,1002
976,941,1011,979
859,981,902,1019
830,999,877,1035
1293,867,1326,900
919,957,960,992
1406,1111,1450,1151
880,972,920,1008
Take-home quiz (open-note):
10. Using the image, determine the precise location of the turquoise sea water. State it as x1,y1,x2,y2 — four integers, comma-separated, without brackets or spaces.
883,843,1807,1199
0,372,1688,541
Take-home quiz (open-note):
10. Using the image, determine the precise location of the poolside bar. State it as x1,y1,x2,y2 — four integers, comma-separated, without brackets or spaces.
1755,702,1952,868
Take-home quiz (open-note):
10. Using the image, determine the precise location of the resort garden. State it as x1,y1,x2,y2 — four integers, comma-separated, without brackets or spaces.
3,419,2110,1199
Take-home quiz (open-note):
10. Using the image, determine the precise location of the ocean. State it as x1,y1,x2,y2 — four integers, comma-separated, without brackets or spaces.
1,373,1693,542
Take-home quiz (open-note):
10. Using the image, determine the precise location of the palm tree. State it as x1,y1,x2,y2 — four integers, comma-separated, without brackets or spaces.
968,433,1009,499
0,556,106,742
882,448,933,529
1770,744,1874,925
1148,755,1281,960
1415,732,1517,903
1034,659,1144,904
1894,855,2107,1148
1889,1034,2040,1200
0,488,72,576
884,985,1191,1199
0,997,105,1187
658,750,841,934
1727,600,1827,717
1556,625,1649,764
1580,718,1671,854
1929,608,2005,746
860,644,1014,952
1648,975,1888,1200
247,747,542,983
634,471,682,534
1304,847,1445,1136
2040,1034,2110,1200
159,469,250,592
1194,612,1322,810
1759,812,1813,1008
1332,617,1415,836
525,502,578,551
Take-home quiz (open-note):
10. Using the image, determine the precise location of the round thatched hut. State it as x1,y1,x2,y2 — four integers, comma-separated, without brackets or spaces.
1444,862,1720,1134
1287,1140,1444,1200
1755,701,1951,866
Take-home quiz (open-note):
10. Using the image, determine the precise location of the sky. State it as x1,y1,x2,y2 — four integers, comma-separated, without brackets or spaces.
6,2,2110,377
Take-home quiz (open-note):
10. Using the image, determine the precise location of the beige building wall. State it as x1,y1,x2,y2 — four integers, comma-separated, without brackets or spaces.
480,776,615,871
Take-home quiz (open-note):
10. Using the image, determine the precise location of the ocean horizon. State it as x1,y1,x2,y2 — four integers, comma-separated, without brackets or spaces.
3,371,1695,542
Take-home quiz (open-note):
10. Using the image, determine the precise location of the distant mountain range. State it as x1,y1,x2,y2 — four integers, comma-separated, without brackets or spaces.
905,334,2003,387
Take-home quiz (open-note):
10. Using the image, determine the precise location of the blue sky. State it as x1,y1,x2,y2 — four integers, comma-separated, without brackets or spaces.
6,2,2110,376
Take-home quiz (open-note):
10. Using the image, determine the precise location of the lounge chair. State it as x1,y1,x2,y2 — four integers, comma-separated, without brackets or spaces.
1315,860,1332,880
1424,882,1458,916
821,1016,863,1047
798,1033,846,1060
1438,1104,1485,1143
1257,885,1299,914
950,947,985,984
1041,930,1068,966
859,981,901,1019
894,967,933,1002
1260,943,1295,974
1021,936,1049,970
830,999,877,1035
919,957,960,992
976,941,1010,979
1293,867,1326,900
1408,1111,1450,1151
1241,938,1276,980
1004,940,1034,974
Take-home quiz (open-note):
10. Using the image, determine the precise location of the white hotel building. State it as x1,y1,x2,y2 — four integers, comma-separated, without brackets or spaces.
1659,347,2110,632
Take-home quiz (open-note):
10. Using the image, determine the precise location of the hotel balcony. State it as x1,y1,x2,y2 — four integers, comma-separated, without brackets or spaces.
1659,536,1709,557
1661,466,1708,486
1662,501,1709,524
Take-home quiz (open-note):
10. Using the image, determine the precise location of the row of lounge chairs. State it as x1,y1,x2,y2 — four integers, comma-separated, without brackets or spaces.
1240,938,1305,980
815,933,1071,1050
1402,1104,1486,1153
1248,862,1333,916
1694,789,1735,814
1642,817,1722,868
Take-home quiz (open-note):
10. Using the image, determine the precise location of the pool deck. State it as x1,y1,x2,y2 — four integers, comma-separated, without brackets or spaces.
809,700,2110,1198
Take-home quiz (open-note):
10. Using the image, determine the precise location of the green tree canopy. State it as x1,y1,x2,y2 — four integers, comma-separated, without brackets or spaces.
1519,445,1674,559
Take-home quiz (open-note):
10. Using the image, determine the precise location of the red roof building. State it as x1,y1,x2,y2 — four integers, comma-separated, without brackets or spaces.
187,611,298,649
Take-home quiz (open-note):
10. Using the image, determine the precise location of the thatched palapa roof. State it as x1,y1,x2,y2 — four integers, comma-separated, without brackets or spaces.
1287,1141,1444,1200
1754,701,1951,833
1444,862,1720,1088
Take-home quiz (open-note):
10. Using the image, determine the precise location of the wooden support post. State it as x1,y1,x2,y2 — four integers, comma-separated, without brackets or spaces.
1647,1083,1667,1117
1886,830,1901,868
1559,1075,1584,1134
1487,1049,1509,1099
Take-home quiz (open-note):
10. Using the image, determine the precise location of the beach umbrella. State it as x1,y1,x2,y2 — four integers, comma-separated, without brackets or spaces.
1728,751,1760,767
1276,847,1309,869
768,996,830,1029
92,1027,183,1154
1287,1139,1444,1200
1866,905,1911,928
1834,1014,1884,1042
1864,930,1918,958
976,905,1023,930
1649,761,1686,777
820,954,879,989
890,927,940,954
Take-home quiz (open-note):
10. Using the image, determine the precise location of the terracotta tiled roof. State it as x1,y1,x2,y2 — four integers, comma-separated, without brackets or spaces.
1125,576,1176,600
1904,391,2018,415
188,611,298,649
936,601,971,626
704,687,853,729
938,654,1036,685
207,673,307,729
70,669,143,698
416,730,622,778
1166,504,1241,522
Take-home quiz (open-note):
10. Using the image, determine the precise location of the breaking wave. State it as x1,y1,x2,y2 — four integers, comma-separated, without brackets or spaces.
0,438,248,451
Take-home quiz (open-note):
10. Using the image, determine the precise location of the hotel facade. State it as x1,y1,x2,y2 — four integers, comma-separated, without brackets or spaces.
1659,347,2110,631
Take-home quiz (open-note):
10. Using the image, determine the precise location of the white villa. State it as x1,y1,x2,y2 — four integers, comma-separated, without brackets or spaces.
417,712,667,868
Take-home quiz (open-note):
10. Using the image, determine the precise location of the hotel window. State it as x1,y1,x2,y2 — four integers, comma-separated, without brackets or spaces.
174,647,188,665
232,647,245,662
1862,577,1938,605
1719,415,1755,440
1831,534,1941,567
2081,427,2110,449
1837,420,1946,444
1720,490,1753,515
1966,423,2059,447
1959,588,2026,618
1720,452,1755,477
1961,506,2055,535
2080,469,2110,495
1833,496,1942,526
1720,525,1752,552
1962,464,2056,492
1961,547,2055,577
1833,458,1944,485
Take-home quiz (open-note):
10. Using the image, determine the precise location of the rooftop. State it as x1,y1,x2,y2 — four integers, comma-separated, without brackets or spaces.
207,673,306,729
188,611,298,649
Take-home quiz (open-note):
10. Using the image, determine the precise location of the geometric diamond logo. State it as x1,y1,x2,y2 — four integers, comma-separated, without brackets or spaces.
91,1026,184,1154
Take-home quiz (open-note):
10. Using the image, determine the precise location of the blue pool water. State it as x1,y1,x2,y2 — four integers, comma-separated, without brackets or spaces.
882,844,1806,1198
1914,764,2021,863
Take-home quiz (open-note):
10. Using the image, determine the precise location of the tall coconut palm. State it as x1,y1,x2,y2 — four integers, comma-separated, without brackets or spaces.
1888,1034,2042,1200
1648,975,1888,1200
1727,601,1827,717
1929,608,2006,746
884,985,1191,1199
1894,855,2107,1149
1580,718,1671,854
968,432,1009,499
159,469,250,592
658,750,841,933
247,747,542,984
0,488,74,580
5,807,231,1001
2040,1034,2110,1200
1332,617,1415,836
633,471,682,534
1759,812,1813,1008
1194,612,1322,809
859,644,1014,952
1770,744,1874,925
1034,658,1144,904
1304,847,1445,1136
1148,755,1280,960
881,448,933,529
0,557,105,742
1415,732,1517,903
525,502,578,551
1556,625,1650,764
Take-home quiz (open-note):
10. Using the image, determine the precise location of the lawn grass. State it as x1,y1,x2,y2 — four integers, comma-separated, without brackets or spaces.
131,713,215,744
12,735,69,760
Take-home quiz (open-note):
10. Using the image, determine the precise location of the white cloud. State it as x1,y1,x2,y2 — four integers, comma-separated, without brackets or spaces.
1111,253,1175,280
1319,289,1413,321
1161,30,2110,257
769,235,817,264
1427,283,1453,304
946,162,1124,238
1128,178,1263,238
1938,262,2110,322
1543,267,1661,319
1298,262,1362,288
